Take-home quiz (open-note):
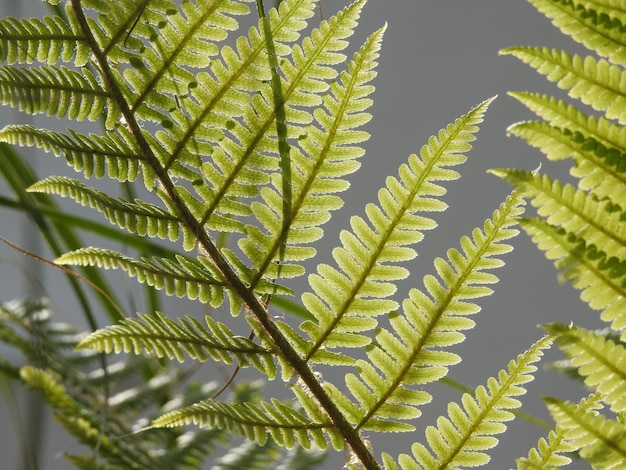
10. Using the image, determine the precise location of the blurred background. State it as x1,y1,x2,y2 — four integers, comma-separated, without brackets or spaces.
0,1,598,468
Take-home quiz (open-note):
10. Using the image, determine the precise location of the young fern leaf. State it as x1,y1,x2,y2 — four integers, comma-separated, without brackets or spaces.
545,323,626,414
515,427,576,470
28,176,183,241
152,398,330,451
500,46,626,124
545,394,626,468
520,219,626,338
381,336,553,470
76,311,278,377
296,97,495,365
342,192,526,433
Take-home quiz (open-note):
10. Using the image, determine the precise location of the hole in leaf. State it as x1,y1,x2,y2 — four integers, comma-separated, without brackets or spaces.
225,120,236,130
298,134,307,141
192,179,204,186
162,119,174,129
188,81,198,89
166,9,177,15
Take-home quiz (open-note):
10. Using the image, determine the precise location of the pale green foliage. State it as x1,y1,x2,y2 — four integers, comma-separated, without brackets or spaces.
381,336,552,469
516,428,576,469
76,311,278,374
545,394,626,468
497,0,626,467
0,0,551,468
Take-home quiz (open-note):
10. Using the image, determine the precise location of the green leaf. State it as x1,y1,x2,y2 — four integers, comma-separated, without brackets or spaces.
501,46,626,124
545,323,626,413
55,247,227,305
28,176,185,241
546,394,626,468
0,125,142,181
300,97,496,363
0,13,88,65
77,312,277,376
152,398,329,450
346,192,525,432
389,336,553,469
526,0,626,67
0,65,109,120
515,427,576,469
521,219,626,338
491,169,626,257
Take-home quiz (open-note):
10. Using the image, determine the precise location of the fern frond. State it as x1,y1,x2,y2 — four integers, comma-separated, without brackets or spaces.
521,219,626,337
299,97,495,364
343,192,526,432
492,169,626,257
0,13,88,65
28,176,184,240
507,91,626,150
0,124,141,180
76,311,277,376
55,247,228,304
501,47,626,124
516,427,576,469
134,0,320,192
545,394,626,468
545,323,626,413
526,0,626,67
152,398,329,450
505,121,626,203
383,336,552,469
242,23,385,284
0,64,109,120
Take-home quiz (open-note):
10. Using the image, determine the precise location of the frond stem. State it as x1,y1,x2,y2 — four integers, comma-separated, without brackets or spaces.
70,1,380,467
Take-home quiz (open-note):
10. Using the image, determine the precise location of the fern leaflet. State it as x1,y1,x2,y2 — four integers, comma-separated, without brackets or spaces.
545,393,626,468
340,192,526,433
297,97,495,364
515,426,576,469
545,323,626,413
28,176,184,240
501,46,626,124
152,398,330,450
381,336,553,469
76,311,277,376
521,219,626,337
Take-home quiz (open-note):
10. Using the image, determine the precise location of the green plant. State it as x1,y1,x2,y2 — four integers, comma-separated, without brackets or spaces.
0,0,581,468
495,0,626,467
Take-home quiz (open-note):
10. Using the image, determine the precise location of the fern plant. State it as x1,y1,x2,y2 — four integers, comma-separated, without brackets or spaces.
0,0,555,468
496,0,626,467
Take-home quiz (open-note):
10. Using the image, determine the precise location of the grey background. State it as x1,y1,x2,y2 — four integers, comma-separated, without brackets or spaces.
0,1,599,468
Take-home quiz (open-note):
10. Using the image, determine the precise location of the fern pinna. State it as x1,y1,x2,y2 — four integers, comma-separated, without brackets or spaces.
0,0,549,468
496,0,626,467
